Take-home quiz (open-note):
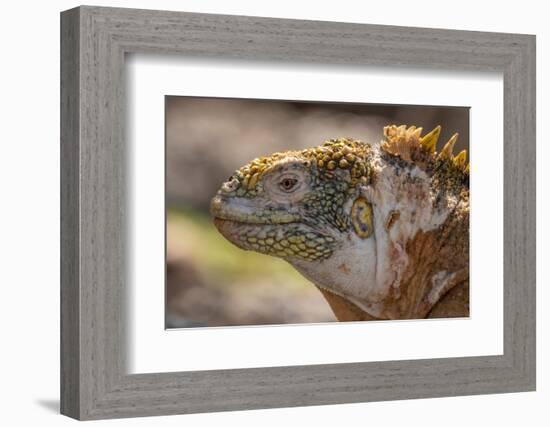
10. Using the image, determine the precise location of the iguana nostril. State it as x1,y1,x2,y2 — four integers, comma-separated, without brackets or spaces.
221,178,239,193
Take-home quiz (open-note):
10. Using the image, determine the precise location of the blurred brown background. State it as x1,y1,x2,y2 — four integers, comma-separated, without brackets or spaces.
166,96,469,328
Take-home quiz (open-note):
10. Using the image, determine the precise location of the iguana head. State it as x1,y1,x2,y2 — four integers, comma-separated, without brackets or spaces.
210,138,374,262
211,125,470,320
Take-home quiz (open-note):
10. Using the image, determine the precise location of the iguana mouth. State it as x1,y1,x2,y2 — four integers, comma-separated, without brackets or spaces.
210,195,300,225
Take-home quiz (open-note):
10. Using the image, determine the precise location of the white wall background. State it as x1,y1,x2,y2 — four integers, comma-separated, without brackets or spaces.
0,0,546,425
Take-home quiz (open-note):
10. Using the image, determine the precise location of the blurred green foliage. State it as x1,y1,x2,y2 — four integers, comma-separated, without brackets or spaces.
167,208,313,292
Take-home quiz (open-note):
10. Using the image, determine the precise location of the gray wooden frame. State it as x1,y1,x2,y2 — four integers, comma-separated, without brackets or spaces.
60,5,536,420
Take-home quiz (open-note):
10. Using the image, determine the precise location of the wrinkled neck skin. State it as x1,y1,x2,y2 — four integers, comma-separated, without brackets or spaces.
290,149,469,320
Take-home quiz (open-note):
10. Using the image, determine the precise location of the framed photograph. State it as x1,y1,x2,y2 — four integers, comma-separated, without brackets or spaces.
60,6,536,420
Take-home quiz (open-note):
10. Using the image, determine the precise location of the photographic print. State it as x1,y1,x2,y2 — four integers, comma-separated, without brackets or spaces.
166,97,470,328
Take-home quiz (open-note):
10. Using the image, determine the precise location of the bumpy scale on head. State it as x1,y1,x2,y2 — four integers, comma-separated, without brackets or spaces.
225,137,372,199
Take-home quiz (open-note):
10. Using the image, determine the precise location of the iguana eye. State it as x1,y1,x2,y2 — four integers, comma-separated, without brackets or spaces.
279,177,298,192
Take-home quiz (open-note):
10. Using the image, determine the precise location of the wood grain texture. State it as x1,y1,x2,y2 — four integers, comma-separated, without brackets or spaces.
60,6,536,420
60,7,80,419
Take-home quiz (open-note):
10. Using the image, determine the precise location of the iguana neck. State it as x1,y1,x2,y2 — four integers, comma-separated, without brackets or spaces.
316,206,470,320
319,278,470,321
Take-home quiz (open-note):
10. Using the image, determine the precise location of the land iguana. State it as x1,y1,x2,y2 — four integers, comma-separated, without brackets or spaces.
210,125,469,321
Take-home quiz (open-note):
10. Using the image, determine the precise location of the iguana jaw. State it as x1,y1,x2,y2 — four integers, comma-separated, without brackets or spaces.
211,195,339,261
